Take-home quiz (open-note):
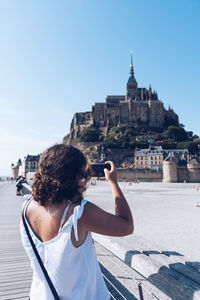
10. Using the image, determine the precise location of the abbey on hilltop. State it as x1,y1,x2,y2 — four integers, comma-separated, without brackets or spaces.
70,54,179,139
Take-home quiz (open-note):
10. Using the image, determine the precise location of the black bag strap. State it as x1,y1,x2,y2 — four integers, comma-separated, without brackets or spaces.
138,282,144,300
22,204,60,300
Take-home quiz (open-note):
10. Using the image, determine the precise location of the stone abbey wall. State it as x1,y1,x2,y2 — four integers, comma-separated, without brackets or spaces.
70,98,178,139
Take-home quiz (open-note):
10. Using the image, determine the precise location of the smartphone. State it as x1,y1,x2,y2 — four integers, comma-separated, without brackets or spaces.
91,163,111,177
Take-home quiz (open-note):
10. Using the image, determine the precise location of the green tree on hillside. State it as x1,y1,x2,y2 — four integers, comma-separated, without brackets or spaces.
79,127,102,142
177,138,200,154
163,116,179,128
165,126,188,142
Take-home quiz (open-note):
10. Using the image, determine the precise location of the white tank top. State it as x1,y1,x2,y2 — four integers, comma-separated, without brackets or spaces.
20,197,110,300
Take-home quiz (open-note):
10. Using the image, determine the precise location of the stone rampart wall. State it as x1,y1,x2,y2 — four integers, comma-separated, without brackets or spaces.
177,166,188,182
117,168,162,182
118,164,199,183
187,167,200,183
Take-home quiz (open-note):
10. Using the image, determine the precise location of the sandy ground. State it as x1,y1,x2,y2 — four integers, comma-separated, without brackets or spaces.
85,181,200,262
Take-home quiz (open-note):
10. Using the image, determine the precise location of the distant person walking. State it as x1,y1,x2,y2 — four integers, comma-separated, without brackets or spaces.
16,176,24,196
20,144,133,300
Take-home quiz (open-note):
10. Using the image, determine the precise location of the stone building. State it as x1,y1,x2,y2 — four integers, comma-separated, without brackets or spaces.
11,154,40,179
134,146,163,171
70,54,178,138
24,155,40,173
134,146,189,171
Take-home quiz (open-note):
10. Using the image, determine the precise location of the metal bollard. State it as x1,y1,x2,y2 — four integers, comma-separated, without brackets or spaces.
138,282,144,300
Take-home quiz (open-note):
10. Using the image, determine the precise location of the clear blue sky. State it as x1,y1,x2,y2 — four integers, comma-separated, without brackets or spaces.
0,0,199,176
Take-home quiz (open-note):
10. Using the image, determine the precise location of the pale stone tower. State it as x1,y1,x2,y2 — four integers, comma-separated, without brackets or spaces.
11,159,22,179
187,159,200,182
11,164,18,179
163,154,178,182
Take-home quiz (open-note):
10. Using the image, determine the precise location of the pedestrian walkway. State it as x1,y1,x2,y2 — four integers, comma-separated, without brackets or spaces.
0,182,32,300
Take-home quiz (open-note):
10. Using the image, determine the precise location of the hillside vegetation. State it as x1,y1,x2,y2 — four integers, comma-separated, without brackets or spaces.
77,124,200,154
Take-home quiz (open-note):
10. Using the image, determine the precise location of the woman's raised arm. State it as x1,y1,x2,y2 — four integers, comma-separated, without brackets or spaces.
81,161,134,237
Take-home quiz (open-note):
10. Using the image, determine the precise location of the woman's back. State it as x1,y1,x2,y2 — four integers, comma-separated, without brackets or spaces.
20,144,133,299
20,197,109,300
24,197,87,246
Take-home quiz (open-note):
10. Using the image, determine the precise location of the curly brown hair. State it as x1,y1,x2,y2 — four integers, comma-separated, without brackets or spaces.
32,144,91,206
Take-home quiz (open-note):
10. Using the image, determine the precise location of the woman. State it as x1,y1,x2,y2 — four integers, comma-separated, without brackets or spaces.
20,144,133,300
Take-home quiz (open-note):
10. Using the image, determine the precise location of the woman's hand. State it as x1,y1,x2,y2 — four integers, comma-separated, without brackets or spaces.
104,161,118,184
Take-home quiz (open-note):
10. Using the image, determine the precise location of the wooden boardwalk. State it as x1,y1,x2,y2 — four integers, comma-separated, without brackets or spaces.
0,182,170,300
0,182,32,300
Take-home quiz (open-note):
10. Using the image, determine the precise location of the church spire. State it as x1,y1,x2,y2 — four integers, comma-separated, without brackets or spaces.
130,51,134,77
127,51,137,84
126,51,138,100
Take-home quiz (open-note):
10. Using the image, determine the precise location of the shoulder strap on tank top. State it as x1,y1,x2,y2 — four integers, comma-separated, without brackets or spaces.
72,199,87,241
22,196,32,217
59,201,71,232
61,199,87,241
